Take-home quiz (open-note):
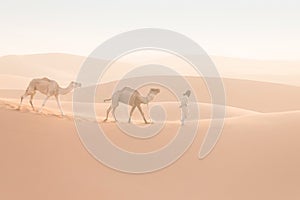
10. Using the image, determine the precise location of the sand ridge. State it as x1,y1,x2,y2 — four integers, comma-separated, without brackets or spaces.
1,53,300,199
1,98,300,200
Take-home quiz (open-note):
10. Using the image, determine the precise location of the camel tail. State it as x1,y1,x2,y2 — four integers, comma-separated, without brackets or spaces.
24,84,33,94
24,80,35,94
104,98,112,102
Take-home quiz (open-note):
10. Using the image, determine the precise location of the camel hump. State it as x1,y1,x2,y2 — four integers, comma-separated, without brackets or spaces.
41,77,51,82
121,87,135,92
120,87,140,96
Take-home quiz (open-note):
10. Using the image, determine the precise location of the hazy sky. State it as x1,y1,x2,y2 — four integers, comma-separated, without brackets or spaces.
1,0,299,60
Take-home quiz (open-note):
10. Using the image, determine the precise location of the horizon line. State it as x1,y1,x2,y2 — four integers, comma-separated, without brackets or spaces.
1,52,300,62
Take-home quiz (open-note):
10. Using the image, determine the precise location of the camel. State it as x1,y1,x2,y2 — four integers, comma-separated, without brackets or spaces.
103,87,160,124
18,77,81,116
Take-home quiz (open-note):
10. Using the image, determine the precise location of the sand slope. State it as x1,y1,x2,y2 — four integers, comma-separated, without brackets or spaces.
1,53,300,200
1,53,300,89
1,76,300,113
0,100,299,200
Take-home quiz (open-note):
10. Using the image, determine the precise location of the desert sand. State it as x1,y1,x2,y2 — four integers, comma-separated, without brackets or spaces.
0,53,300,200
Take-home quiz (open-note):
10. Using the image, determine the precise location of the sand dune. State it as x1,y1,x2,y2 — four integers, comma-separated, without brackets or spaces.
0,99,299,200
211,56,300,86
0,53,84,78
1,53,300,200
0,75,32,90
0,99,258,122
1,76,299,113
1,53,300,89
1,53,299,113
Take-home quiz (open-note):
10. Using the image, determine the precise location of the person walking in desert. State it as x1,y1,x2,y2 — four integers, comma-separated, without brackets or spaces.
179,90,191,125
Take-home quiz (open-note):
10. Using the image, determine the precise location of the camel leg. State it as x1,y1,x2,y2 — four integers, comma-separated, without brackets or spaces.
39,96,50,113
103,105,112,122
29,92,36,111
18,93,28,110
112,106,118,122
55,95,64,116
18,86,37,110
128,106,136,123
137,105,148,124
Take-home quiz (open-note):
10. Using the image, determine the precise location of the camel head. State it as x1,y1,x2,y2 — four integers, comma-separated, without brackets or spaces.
149,88,160,95
146,88,160,102
70,81,82,89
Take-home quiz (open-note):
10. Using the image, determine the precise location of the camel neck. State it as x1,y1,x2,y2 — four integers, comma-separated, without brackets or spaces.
58,83,73,95
142,92,155,104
